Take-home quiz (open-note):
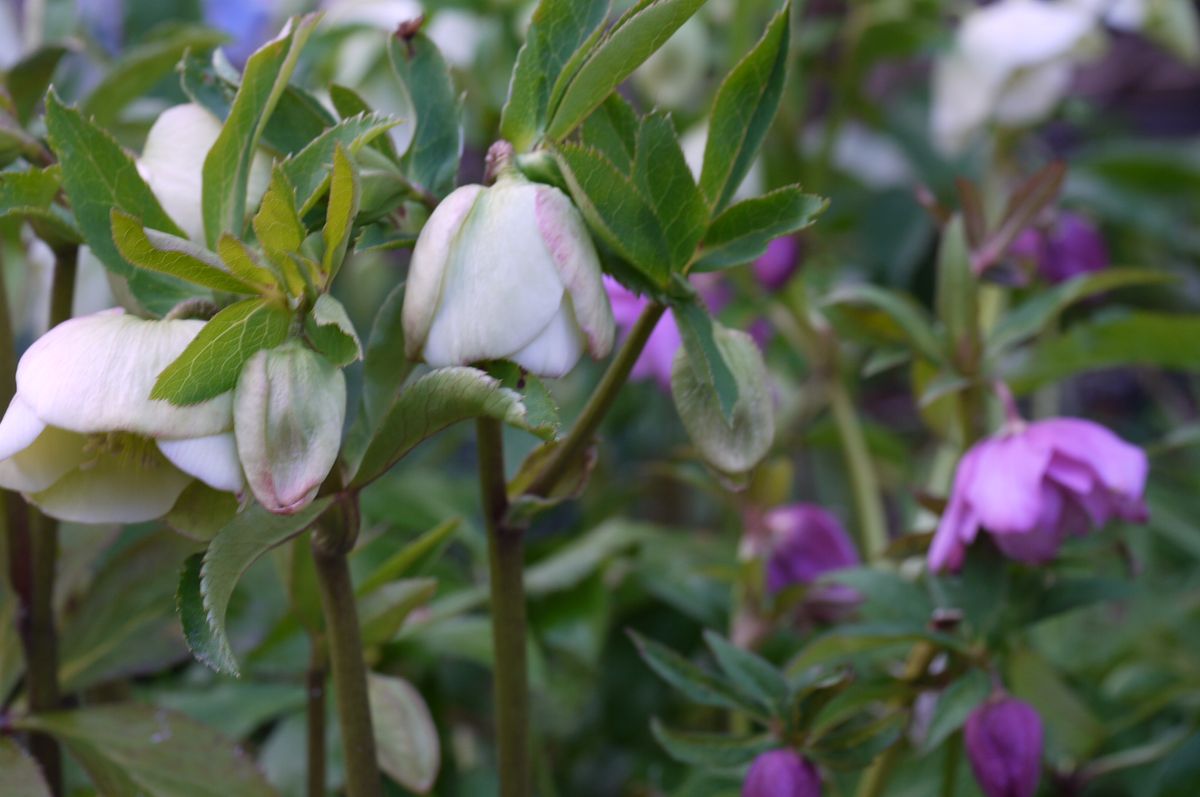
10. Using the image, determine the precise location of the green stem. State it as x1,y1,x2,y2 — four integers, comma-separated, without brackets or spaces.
525,302,666,498
311,504,382,797
854,643,938,797
306,642,327,797
477,417,531,797
941,731,962,797
827,376,888,560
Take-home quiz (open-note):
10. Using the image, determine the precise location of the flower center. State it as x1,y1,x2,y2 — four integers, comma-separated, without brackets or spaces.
81,432,166,471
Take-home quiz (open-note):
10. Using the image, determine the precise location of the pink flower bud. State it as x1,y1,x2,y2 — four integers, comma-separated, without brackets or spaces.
965,697,1044,797
764,505,860,607
753,237,800,292
1010,212,1108,284
742,750,821,797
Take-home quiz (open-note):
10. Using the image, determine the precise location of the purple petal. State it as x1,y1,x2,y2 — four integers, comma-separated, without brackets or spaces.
765,505,860,593
1026,418,1147,501
963,433,1052,535
965,698,1044,797
742,749,822,797
991,483,1069,564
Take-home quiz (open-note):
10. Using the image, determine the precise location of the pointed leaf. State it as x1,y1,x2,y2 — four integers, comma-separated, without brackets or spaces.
368,673,441,793
628,630,765,717
281,112,401,216
650,720,776,768
322,145,360,278
305,293,362,367
387,32,463,198
703,630,789,712
696,187,828,270
112,211,258,294
633,112,706,271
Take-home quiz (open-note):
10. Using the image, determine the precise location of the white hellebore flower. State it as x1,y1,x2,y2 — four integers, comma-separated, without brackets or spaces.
0,310,242,523
931,0,1102,155
235,341,346,515
138,103,272,242
402,171,615,378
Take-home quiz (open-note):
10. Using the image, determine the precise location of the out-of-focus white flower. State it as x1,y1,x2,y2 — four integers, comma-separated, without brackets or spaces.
426,9,488,69
633,16,710,110
0,310,242,523
403,171,614,378
137,103,273,242
234,341,345,515
932,0,1104,154
801,122,913,189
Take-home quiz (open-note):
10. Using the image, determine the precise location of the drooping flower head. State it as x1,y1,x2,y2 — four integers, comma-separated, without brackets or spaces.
965,696,1044,797
1010,212,1109,284
0,310,242,523
742,749,822,797
763,505,861,610
929,390,1148,572
403,168,614,378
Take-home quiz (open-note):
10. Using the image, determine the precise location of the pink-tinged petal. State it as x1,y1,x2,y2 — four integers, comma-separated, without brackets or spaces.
929,445,985,572
1044,451,1094,494
964,433,1052,535
1026,418,1147,500
157,433,243,494
764,505,860,593
991,483,1068,564
0,395,46,461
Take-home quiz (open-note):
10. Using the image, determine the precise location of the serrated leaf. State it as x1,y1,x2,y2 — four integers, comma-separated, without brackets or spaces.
217,234,279,289
634,112,706,271
579,93,639,173
368,673,441,793
674,301,738,421
0,166,81,247
501,0,610,151
650,720,776,768
83,24,226,129
351,367,557,488
152,298,291,405
281,112,401,216
555,143,671,285
387,32,463,198
700,4,790,212
178,499,332,675
329,84,401,162
253,168,304,255
696,187,828,270
628,630,766,717
545,0,706,141
0,738,52,797
305,293,362,366
487,361,561,437
112,211,258,294
44,92,198,316
703,630,789,712
202,15,319,247
322,145,360,278
4,44,69,125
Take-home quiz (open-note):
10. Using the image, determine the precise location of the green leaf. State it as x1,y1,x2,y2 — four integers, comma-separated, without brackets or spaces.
487,361,561,438
1004,310,1200,394
696,187,828,270
14,704,277,797
217,234,279,289
1007,647,1105,760
555,143,670,285
82,24,226,129
628,630,765,717
358,518,462,596
822,283,944,365
579,93,639,173
4,44,70,125
988,268,1174,354
329,84,401,162
786,624,967,674
920,669,990,753
151,298,291,405
202,14,318,247
352,367,557,488
500,0,610,151
0,738,53,797
44,92,197,315
387,32,463,198
252,168,305,255
322,145,360,278
703,630,789,712
650,719,775,768
281,112,401,217
360,282,414,431
178,498,332,675
368,673,441,793
0,167,81,247
545,0,706,141
305,293,362,367
111,211,258,294
360,579,437,646
699,4,790,212
935,215,979,365
633,112,707,271
674,301,739,421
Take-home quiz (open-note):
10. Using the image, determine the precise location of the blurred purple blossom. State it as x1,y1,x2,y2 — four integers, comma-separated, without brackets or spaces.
965,696,1044,797
753,236,801,292
742,749,822,797
1010,212,1108,284
929,416,1148,573
204,0,277,64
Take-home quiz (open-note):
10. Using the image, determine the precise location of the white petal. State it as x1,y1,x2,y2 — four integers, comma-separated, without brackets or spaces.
16,310,233,439
158,433,244,494
0,426,88,493
0,395,46,461
28,450,191,524
993,62,1074,126
403,184,484,359
959,0,1096,71
509,298,587,378
421,178,565,367
931,51,1006,155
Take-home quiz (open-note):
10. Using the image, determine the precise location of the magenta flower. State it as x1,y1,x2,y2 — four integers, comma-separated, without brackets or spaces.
753,236,801,292
764,504,860,598
742,749,821,797
965,696,1044,797
1010,212,1108,284
929,417,1148,572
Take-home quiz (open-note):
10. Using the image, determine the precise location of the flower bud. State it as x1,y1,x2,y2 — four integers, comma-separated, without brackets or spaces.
234,341,346,514
1010,212,1108,284
965,696,1044,797
753,236,800,292
742,749,821,797
402,171,615,378
763,505,860,619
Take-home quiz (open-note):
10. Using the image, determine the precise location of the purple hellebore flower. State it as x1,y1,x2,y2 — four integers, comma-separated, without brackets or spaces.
742,749,822,797
1010,212,1108,284
964,696,1044,797
928,417,1148,573
753,236,801,292
764,504,860,594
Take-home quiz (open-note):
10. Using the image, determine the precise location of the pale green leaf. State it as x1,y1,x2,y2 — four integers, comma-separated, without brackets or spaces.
322,145,360,278
368,673,441,793
111,210,257,294
305,293,362,367
0,738,53,797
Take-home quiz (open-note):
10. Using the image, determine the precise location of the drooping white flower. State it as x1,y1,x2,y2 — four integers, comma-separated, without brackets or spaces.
931,0,1103,154
402,171,615,378
0,310,242,523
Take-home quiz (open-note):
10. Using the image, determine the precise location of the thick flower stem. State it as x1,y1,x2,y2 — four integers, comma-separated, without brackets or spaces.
525,302,667,497
477,417,531,797
311,512,382,797
306,642,327,797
